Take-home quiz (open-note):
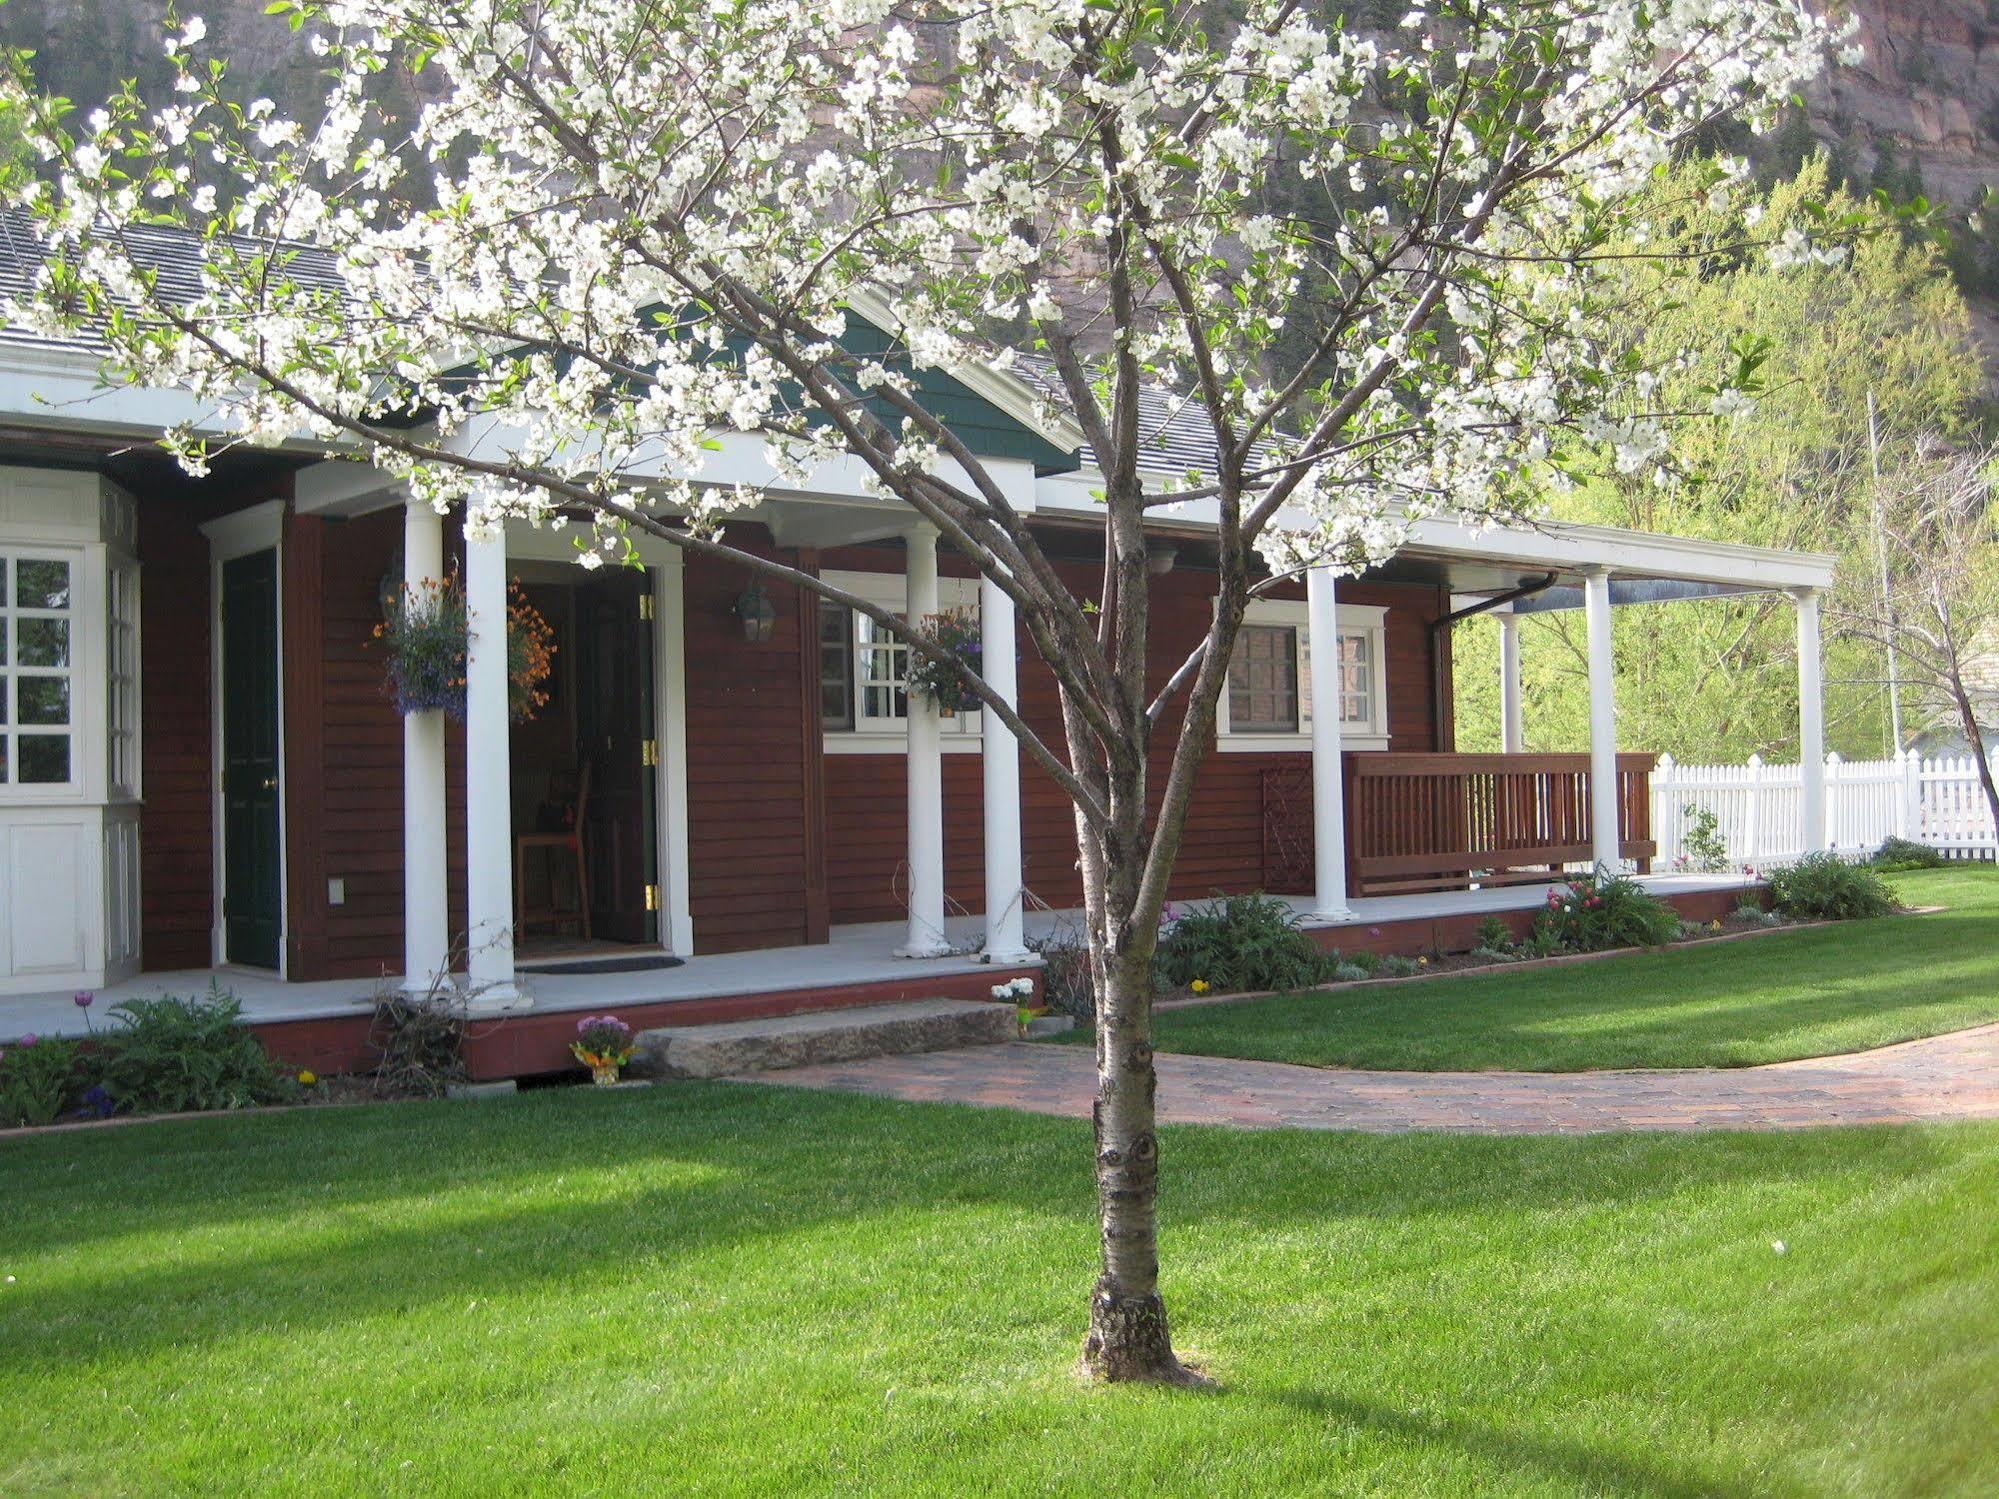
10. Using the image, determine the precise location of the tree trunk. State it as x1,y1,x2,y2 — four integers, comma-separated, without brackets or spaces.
1954,693,1999,852
1078,874,1205,1385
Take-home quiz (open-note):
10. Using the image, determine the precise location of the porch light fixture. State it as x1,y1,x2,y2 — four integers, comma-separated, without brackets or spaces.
733,583,778,643
1145,539,1179,576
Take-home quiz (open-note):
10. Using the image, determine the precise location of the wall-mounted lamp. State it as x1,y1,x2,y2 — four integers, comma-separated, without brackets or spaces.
1145,539,1179,576
733,583,778,643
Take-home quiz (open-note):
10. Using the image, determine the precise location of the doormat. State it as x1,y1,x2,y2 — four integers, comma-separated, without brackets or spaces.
522,955,688,976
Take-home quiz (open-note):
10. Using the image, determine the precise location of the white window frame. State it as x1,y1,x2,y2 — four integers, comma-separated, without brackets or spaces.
1215,598,1390,752
821,568,985,754
106,554,141,801
0,544,93,798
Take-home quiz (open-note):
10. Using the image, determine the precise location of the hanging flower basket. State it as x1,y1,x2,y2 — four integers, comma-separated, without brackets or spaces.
904,608,985,713
373,573,556,723
375,575,468,716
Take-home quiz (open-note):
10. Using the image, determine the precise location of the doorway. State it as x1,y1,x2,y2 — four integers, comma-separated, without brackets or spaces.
219,549,282,968
510,564,660,957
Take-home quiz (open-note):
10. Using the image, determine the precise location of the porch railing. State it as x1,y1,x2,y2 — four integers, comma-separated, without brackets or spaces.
1340,752,1658,896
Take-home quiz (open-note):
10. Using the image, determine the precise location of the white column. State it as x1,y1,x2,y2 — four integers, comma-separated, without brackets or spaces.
1795,587,1827,855
1307,566,1353,921
654,552,694,956
896,523,950,957
401,497,450,995
980,571,1030,962
1498,610,1525,754
1583,568,1622,872
462,515,525,1010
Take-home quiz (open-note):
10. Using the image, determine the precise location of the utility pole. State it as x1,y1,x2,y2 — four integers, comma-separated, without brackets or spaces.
1868,390,1905,753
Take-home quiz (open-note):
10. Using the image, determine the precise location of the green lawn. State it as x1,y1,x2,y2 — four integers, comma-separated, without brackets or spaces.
3,1084,1997,1495
1122,867,1999,1073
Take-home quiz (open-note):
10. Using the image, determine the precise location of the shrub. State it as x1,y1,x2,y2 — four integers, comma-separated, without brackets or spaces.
1872,837,1946,871
1330,961,1370,983
0,1034,81,1127
1767,853,1896,922
92,986,294,1115
1027,932,1095,1020
1676,805,1731,873
1532,872,1682,953
1468,945,1514,965
1473,915,1513,951
1157,893,1330,994
1378,955,1420,979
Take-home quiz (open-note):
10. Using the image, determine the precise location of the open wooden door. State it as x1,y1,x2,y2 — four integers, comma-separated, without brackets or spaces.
575,568,658,943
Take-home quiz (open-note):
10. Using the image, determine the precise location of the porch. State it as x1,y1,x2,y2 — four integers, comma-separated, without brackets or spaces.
0,873,1753,1077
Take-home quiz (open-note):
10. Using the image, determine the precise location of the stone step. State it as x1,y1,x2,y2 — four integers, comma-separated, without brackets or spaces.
629,999,1016,1079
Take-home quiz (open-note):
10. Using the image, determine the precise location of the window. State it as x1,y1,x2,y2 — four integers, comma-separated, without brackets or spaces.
1217,600,1389,751
818,597,854,731
1334,629,1373,728
855,610,910,723
1228,624,1299,732
107,561,139,796
820,570,982,748
0,552,77,786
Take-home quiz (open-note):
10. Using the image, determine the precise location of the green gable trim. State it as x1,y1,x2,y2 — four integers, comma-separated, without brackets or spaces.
835,318,1079,475
429,307,1082,475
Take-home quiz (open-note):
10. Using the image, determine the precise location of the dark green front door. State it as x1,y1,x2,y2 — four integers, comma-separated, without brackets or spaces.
221,550,282,968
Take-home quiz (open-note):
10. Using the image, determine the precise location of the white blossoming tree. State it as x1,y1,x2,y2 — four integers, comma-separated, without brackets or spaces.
4,0,1846,1383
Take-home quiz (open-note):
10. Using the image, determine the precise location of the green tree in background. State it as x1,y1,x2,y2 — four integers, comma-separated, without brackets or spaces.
1456,156,1984,763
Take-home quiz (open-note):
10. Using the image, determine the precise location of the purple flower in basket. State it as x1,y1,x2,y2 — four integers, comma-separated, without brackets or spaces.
574,1014,632,1047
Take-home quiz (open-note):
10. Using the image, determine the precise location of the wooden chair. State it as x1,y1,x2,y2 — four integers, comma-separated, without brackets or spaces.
515,760,592,940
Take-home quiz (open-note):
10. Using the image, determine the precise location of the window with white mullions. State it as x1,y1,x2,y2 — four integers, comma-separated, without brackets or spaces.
1335,628,1373,727
107,561,140,796
855,610,910,724
1218,598,1390,751
819,569,984,746
0,552,77,786
1228,624,1299,733
817,596,855,731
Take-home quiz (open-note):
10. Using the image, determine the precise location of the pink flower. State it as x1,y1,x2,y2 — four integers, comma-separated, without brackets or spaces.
73,991,93,1009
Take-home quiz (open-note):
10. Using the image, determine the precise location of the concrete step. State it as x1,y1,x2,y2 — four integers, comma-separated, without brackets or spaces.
629,999,1016,1079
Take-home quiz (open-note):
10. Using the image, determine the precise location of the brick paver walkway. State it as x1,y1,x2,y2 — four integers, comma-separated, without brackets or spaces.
745,1023,1999,1133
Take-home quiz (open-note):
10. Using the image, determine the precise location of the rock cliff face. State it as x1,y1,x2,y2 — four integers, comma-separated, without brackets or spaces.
1807,0,1999,203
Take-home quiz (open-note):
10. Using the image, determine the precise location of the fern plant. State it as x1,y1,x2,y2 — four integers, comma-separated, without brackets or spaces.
93,985,295,1115
1157,893,1332,994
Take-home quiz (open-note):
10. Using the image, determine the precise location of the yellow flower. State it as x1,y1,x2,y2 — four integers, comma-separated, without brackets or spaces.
297,1069,317,1086
1416,956,1429,966
1710,919,1724,932
1190,979,1210,994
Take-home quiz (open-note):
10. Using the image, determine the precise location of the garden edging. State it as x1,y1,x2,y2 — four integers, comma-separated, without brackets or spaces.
1148,906,1943,1015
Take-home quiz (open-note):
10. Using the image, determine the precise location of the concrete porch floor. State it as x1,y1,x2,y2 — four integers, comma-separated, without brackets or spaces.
0,872,1752,1044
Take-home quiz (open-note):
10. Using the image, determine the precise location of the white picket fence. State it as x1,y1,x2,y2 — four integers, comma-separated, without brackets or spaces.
1652,751,1999,869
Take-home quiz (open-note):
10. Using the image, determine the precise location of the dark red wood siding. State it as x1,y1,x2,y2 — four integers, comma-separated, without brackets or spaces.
135,496,230,970
682,532,827,954
818,551,1455,924
279,509,471,981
